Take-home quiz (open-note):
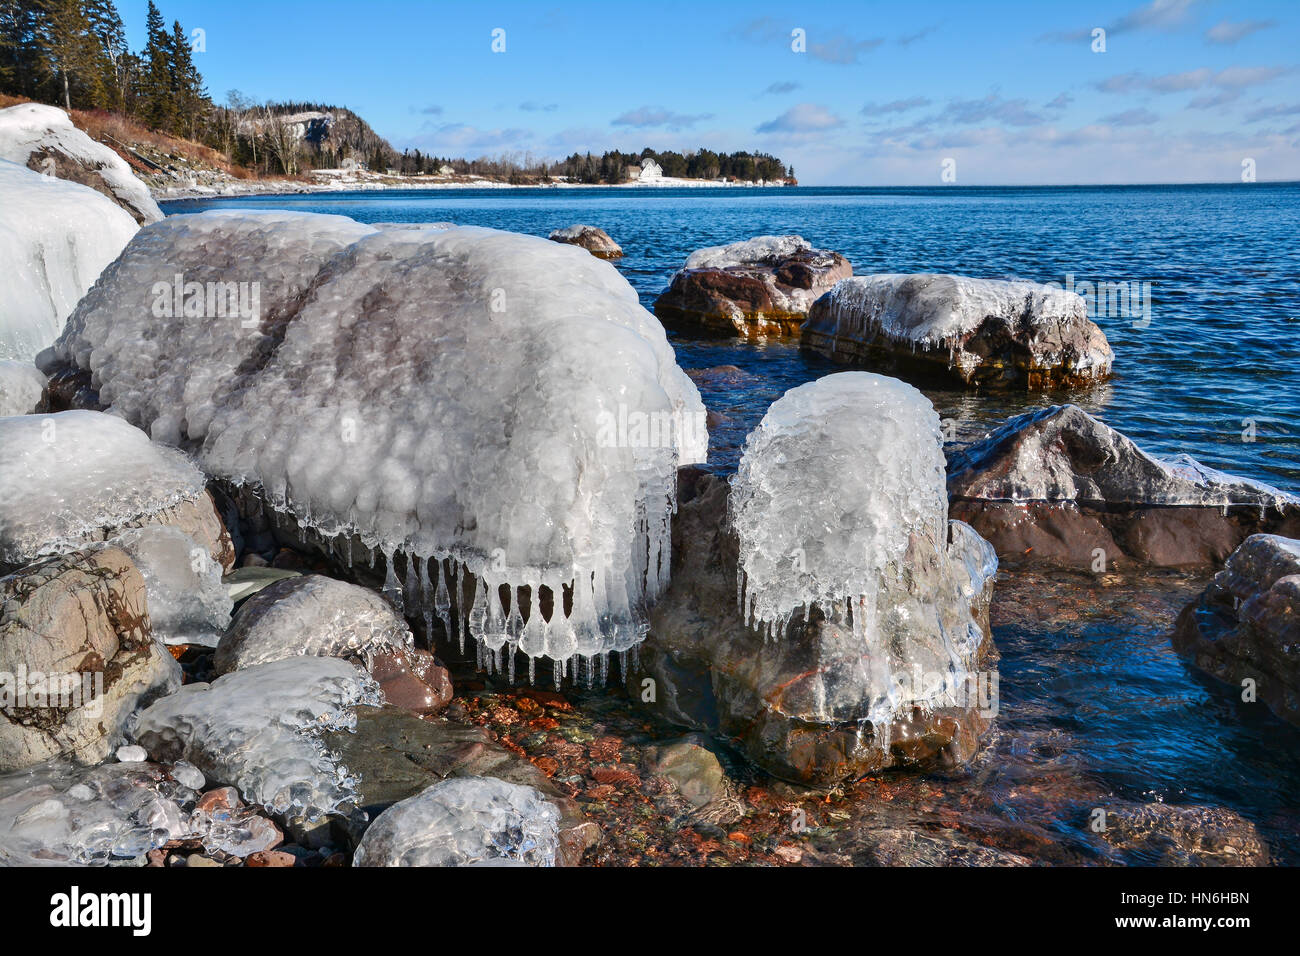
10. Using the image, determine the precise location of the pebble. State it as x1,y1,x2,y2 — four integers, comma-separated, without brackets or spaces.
171,760,205,790
116,745,148,763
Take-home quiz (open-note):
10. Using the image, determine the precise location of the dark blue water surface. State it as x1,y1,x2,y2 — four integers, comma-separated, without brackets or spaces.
164,185,1300,864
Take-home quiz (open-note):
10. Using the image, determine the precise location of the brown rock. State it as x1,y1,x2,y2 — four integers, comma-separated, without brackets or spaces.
370,647,453,715
246,849,296,867
547,225,622,259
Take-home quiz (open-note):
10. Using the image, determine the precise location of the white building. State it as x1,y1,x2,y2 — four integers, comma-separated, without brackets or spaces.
638,158,663,181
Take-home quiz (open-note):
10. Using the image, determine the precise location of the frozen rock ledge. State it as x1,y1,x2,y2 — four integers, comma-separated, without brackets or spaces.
802,273,1114,390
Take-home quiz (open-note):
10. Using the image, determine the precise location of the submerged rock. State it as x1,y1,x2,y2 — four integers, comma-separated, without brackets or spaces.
1097,803,1270,866
0,103,162,225
644,735,729,808
0,410,234,574
548,224,622,258
327,705,597,864
655,235,851,337
802,273,1113,389
0,360,45,416
1173,534,1300,726
0,160,138,362
353,776,561,867
39,214,706,673
947,405,1300,569
639,374,999,786
0,547,180,772
130,656,381,821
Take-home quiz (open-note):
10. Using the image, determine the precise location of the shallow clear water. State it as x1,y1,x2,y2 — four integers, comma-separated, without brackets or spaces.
164,186,1300,864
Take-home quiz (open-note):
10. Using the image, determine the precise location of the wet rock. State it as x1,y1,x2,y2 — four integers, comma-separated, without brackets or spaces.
246,849,296,867
644,735,728,808
1173,534,1300,725
1097,803,1270,866
802,273,1112,389
948,405,1300,569
369,647,453,715
0,548,180,772
223,566,300,604
655,235,851,337
845,827,1034,866
321,705,599,865
637,470,999,787
547,224,622,258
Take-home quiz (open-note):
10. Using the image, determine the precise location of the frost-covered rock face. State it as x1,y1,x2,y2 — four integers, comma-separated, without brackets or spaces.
0,160,138,361
0,547,181,772
802,273,1114,389
214,574,411,674
131,656,380,821
43,214,707,674
548,224,623,258
0,360,45,415
655,235,851,337
1174,535,1300,727
111,526,232,647
353,777,561,866
0,103,163,225
0,410,232,573
638,376,1000,785
948,404,1300,568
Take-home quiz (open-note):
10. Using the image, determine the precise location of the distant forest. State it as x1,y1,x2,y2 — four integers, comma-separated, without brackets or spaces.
0,0,791,183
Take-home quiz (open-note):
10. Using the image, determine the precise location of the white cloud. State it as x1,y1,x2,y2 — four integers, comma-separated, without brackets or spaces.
756,103,845,135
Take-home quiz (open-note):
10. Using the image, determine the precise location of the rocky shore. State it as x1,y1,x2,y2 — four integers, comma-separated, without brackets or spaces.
0,104,1294,868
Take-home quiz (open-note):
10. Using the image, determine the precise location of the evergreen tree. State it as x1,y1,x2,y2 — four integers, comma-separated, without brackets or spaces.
139,1,172,129
38,0,102,110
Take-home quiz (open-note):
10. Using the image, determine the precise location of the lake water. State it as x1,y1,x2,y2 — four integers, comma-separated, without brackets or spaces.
163,185,1300,864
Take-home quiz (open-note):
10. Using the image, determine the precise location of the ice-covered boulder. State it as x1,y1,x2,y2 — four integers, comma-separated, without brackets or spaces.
0,547,181,772
548,224,622,258
0,360,45,415
215,574,411,673
111,525,232,647
41,214,707,675
0,103,163,225
353,777,561,866
637,374,1000,785
802,274,1113,389
0,160,138,361
0,411,234,574
947,405,1300,568
655,235,851,337
131,656,381,821
1173,535,1300,727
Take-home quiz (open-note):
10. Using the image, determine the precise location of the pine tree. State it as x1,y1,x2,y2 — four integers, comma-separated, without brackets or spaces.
39,0,102,110
139,1,172,129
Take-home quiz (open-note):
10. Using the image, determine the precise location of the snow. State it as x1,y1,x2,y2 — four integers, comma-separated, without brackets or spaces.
214,574,412,674
0,103,163,223
728,371,993,737
0,360,45,415
111,525,232,647
684,234,814,270
811,272,1091,351
353,777,560,867
47,215,707,674
0,160,138,361
0,411,212,569
130,657,381,821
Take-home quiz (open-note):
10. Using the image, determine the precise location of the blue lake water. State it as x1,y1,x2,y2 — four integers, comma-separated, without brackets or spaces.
164,185,1300,864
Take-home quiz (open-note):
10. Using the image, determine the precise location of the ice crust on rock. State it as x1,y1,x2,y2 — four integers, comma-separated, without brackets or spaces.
0,103,163,224
0,760,198,866
111,526,232,647
0,160,138,361
0,360,46,415
684,234,817,271
131,657,380,820
0,411,213,569
728,371,990,737
45,215,707,676
353,776,561,867
214,574,412,674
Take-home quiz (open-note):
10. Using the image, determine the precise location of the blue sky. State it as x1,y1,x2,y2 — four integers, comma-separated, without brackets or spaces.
118,0,1299,184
